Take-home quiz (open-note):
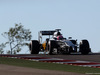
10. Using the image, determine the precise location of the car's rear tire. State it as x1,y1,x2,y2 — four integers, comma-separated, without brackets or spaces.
79,40,91,55
31,40,40,54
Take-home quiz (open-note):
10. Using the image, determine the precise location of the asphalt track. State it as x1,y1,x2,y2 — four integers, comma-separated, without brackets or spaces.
0,53,100,68
0,53,100,75
0,53,100,62
33,53,100,63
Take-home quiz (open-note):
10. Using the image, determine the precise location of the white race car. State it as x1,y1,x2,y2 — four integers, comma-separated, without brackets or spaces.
29,29,91,55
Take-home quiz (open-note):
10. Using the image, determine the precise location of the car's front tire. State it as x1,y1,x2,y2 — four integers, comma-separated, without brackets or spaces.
79,40,91,55
48,40,57,55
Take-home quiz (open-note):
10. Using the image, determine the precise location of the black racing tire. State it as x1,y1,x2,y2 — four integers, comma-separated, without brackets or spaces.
49,40,56,55
79,40,91,55
31,40,40,54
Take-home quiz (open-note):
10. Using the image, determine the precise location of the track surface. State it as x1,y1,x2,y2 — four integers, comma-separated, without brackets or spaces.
0,53,100,62
1,53,100,62
0,53,100,68
0,53,100,75
33,53,100,63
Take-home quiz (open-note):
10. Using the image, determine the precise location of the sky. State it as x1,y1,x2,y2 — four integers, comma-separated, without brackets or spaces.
0,0,100,54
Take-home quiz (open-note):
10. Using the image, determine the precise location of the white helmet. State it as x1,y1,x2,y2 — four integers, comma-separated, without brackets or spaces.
53,31,61,38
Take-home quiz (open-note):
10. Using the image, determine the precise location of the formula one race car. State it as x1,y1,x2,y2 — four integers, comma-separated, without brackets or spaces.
29,29,91,55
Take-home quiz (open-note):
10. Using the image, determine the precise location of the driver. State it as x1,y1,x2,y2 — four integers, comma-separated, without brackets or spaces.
53,31,63,40
57,35,63,40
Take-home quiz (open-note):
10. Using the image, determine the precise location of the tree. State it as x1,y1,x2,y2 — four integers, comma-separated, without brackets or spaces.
2,23,32,54
0,43,5,54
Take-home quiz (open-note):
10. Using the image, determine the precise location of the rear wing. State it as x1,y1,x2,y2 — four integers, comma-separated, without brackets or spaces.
40,29,61,35
38,29,61,43
40,31,56,35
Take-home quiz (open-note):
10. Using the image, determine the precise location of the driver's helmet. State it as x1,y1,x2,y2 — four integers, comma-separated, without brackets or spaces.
57,35,63,40
53,31,61,37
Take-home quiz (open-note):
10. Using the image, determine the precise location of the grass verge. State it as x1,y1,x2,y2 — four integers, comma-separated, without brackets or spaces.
0,57,100,75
